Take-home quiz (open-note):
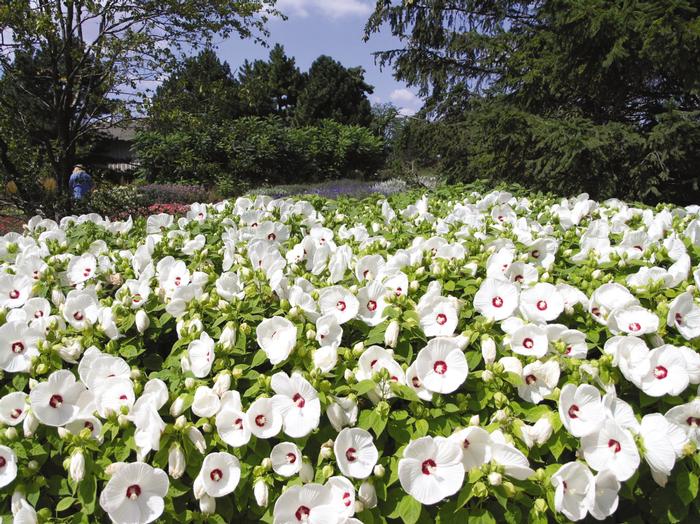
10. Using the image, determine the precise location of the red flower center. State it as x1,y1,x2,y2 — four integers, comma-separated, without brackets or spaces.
126,484,141,499
295,506,311,521
84,421,94,431
686,417,700,427
412,376,422,388
210,468,223,481
132,294,141,303
565,345,572,355
525,374,537,385
9,289,19,299
34,310,43,318
49,394,63,408
268,233,276,241
342,492,352,506
11,341,24,354
174,276,182,286
233,418,243,429
654,366,668,379
675,312,683,325
515,275,523,283
119,394,128,401
421,458,437,475
523,337,534,349
396,287,403,296
73,311,84,321
536,300,547,311
367,300,377,312
293,393,306,408
463,439,470,449
0,456,5,468
83,268,91,277
531,250,540,259
433,360,448,374
436,313,447,325
608,439,621,453
10,408,22,419
568,405,579,419
337,300,346,311
591,307,600,316
628,322,641,332
287,453,297,464
255,414,266,427
492,296,504,308
345,447,357,462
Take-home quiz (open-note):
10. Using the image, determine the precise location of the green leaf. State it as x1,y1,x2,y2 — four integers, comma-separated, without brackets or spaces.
676,467,698,505
467,508,496,524
56,497,75,512
353,379,377,395
397,495,422,524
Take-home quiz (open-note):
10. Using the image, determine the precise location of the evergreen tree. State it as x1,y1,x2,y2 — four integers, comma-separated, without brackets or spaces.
149,49,243,130
365,0,700,203
295,56,374,126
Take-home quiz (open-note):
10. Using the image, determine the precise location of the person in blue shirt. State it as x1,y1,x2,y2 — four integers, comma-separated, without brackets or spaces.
68,165,94,200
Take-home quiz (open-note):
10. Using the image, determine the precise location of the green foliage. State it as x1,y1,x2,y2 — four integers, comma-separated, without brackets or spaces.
134,117,385,187
0,0,277,215
367,0,700,204
238,44,307,120
148,49,244,131
295,55,375,127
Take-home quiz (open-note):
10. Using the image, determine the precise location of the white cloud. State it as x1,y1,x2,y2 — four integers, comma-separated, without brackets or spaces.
390,88,419,105
276,0,372,19
390,88,421,117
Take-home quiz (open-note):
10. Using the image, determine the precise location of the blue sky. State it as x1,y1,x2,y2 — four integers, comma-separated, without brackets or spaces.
216,0,423,116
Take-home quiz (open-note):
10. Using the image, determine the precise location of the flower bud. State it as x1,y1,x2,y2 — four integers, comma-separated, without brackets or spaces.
23,412,39,437
174,415,187,429
469,414,480,426
534,498,548,513
5,426,18,440
184,377,195,390
69,450,85,483
299,460,314,483
306,329,317,341
473,481,488,498
135,310,150,333
180,356,191,373
321,464,334,479
355,500,365,513
373,464,385,478
51,289,65,306
352,341,364,354
213,373,231,397
319,446,333,460
254,479,269,507
199,494,216,514
482,370,494,382
219,324,236,349
493,409,508,423
409,280,420,291
261,458,273,470
187,426,206,454
481,336,496,364
168,444,185,479
358,480,378,508
11,490,26,515
130,368,141,380
384,320,400,349
488,472,503,486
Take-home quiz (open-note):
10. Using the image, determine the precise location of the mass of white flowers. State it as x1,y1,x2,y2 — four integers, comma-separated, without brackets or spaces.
0,187,699,523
